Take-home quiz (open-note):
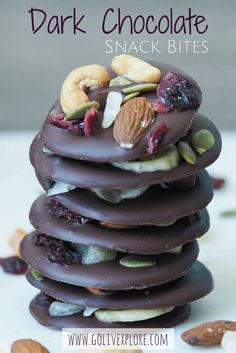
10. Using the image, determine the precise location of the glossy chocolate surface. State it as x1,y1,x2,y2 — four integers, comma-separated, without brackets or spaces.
20,232,199,290
51,170,212,225
40,63,200,162
23,60,219,330
30,297,191,329
31,114,221,189
30,195,209,254
26,261,213,309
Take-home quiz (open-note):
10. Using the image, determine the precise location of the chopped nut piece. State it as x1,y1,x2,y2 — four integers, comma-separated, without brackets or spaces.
86,287,113,296
102,92,123,129
222,331,236,352
9,228,27,255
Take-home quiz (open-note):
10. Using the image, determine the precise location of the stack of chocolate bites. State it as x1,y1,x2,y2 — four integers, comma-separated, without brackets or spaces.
21,55,221,329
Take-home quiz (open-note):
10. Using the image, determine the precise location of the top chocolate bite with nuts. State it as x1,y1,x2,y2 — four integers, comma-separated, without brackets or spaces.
45,54,203,162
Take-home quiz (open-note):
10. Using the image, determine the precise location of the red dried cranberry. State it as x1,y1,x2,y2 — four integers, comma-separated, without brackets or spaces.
49,109,99,136
33,233,81,266
0,256,27,275
49,114,84,135
154,98,171,114
47,246,81,265
158,71,202,112
33,233,51,246
83,107,99,136
48,199,89,224
67,122,85,135
211,177,225,190
35,292,53,306
147,122,168,154
48,113,65,127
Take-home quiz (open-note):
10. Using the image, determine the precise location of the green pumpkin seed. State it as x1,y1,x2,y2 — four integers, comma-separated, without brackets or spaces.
109,75,132,87
64,101,99,121
221,210,236,218
49,301,84,317
73,244,117,265
91,186,148,204
178,141,196,164
192,129,215,155
119,255,156,268
122,83,158,95
31,269,45,281
122,92,140,105
157,219,177,227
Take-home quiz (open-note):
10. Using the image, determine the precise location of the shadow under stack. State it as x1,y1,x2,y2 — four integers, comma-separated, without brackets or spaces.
20,55,222,329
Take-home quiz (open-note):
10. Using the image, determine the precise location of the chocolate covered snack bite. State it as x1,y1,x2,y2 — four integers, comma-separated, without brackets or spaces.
20,54,221,329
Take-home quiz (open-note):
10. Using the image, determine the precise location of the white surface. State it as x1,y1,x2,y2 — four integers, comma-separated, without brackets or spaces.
0,131,236,353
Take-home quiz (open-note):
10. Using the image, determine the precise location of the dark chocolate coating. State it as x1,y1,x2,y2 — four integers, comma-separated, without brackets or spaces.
51,170,212,225
40,63,200,162
20,232,199,290
26,261,213,309
30,114,221,189
24,61,218,330
30,194,209,254
30,297,191,329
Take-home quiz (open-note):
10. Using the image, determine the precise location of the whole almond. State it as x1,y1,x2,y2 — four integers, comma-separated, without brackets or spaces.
181,320,236,346
113,97,155,149
11,339,50,353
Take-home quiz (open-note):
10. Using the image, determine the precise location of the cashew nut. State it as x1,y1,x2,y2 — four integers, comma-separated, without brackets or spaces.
60,64,110,113
111,54,161,83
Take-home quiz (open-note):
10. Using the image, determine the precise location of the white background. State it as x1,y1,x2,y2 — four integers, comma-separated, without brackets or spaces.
0,131,235,353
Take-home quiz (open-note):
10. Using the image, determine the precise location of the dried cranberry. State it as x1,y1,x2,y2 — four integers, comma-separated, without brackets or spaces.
49,113,84,135
48,113,66,128
49,108,99,137
32,233,51,246
147,122,168,154
33,232,81,266
158,71,202,112
0,256,27,275
154,98,171,114
48,199,89,224
67,121,85,135
35,292,53,306
211,177,225,190
84,107,99,136
47,246,81,265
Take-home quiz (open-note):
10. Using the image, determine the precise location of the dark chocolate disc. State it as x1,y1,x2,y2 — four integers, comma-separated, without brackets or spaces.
30,297,191,329
40,63,200,162
50,170,212,226
30,194,209,254
20,232,199,290
26,261,213,309
30,114,221,189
